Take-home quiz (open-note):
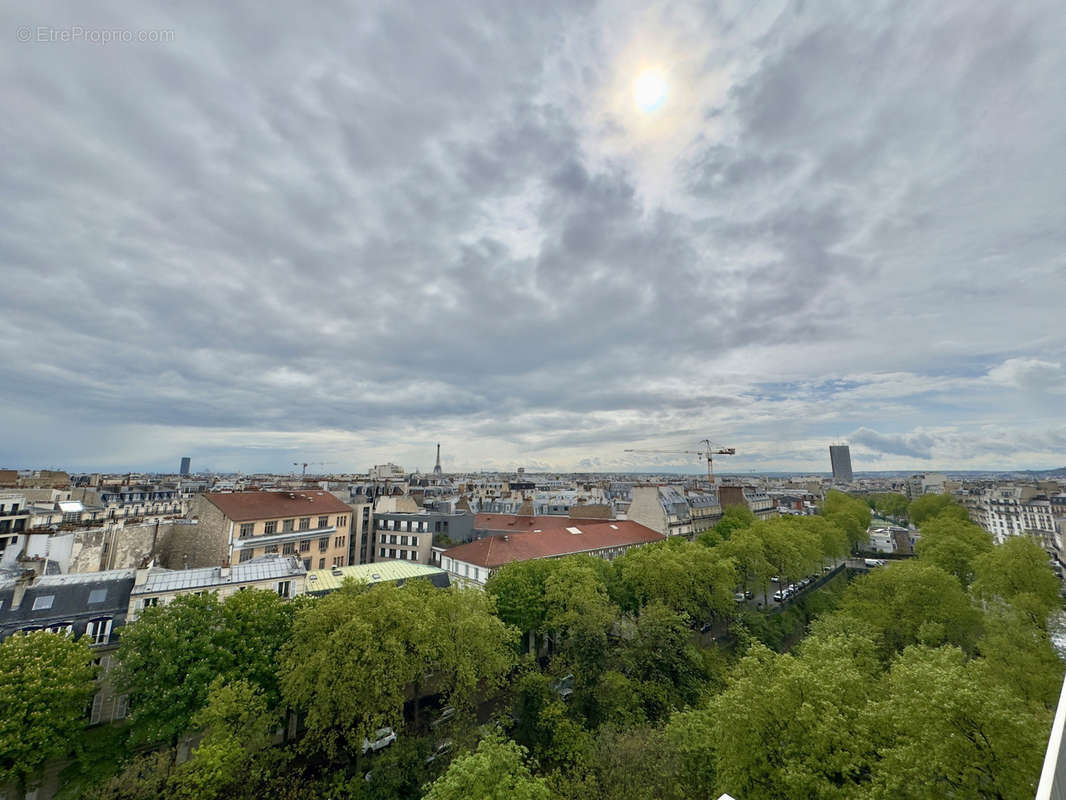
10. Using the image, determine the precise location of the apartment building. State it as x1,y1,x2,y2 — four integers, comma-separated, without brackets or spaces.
439,520,665,587
626,485,694,536
0,568,136,726
976,486,1057,544
719,485,778,521
128,554,307,617
186,490,353,570
687,491,723,534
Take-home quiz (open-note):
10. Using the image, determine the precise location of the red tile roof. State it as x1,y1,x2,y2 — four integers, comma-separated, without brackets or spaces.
442,520,665,568
201,490,351,521
475,513,616,532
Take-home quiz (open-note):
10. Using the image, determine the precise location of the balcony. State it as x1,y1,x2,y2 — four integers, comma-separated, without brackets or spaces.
233,525,336,550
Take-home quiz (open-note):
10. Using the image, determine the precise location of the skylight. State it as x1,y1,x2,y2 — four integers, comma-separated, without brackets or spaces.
88,589,107,604
32,595,55,610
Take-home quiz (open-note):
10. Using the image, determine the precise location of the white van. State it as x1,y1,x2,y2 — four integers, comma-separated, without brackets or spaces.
864,558,885,568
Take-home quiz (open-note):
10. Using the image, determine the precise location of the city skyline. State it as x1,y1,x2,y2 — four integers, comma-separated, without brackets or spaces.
3,0,1064,474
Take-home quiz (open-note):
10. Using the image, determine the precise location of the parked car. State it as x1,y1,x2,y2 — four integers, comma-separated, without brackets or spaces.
700,622,713,633
771,575,782,583
431,706,456,729
425,741,453,765
734,591,747,603
864,558,886,568
362,727,397,754
773,589,787,602
553,673,575,699
745,590,754,599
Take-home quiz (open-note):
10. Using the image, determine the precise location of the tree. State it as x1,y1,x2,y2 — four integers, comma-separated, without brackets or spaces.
826,560,981,661
281,581,516,761
710,505,756,541
114,590,294,747
614,541,736,622
703,636,876,800
914,516,994,587
822,490,872,537
871,493,909,519
618,601,706,713
485,559,555,648
168,679,275,800
0,631,96,791
975,606,1065,710
542,557,619,677
971,535,1062,627
908,493,968,525
864,645,1050,800
422,735,551,800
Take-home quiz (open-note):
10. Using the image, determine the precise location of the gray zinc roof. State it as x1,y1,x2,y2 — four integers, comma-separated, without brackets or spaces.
131,555,304,595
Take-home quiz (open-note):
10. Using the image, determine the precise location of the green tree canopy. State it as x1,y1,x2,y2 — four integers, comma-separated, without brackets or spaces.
422,735,551,800
613,541,736,622
864,645,1050,800
908,493,968,525
281,580,516,760
114,589,294,747
168,679,275,800
710,505,756,541
0,631,96,789
485,559,556,637
870,492,909,519
971,535,1062,627
822,560,982,661
914,515,994,587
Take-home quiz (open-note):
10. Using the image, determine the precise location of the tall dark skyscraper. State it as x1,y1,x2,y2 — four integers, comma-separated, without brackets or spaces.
179,456,191,476
829,445,853,483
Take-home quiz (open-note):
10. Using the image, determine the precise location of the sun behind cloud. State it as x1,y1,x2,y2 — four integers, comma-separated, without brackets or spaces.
634,67,668,112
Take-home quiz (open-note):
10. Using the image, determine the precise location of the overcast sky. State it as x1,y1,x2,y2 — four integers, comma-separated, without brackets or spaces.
2,0,1064,475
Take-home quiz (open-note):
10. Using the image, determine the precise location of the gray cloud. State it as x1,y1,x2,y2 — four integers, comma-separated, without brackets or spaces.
1,0,1064,472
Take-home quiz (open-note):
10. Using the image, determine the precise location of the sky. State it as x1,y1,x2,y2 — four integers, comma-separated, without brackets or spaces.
2,0,1065,475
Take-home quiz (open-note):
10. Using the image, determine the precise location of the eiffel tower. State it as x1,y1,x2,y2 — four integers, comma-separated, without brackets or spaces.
433,443,442,475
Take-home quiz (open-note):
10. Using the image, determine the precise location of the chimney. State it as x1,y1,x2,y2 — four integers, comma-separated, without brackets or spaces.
11,570,34,609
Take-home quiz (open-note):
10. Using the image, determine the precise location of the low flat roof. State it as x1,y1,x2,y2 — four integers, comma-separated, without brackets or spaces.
305,561,448,593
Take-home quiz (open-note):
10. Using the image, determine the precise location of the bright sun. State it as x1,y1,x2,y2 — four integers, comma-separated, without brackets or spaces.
634,68,668,112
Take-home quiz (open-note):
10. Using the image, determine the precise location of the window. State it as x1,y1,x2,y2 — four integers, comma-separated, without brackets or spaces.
91,693,104,724
410,536,418,547
282,542,295,555
299,517,311,531
380,547,386,557
302,558,311,570
85,618,112,645
390,535,398,545
265,544,279,554
239,523,254,537
380,534,387,544
336,515,347,528
32,595,54,611
332,556,344,567
116,694,129,720
277,580,291,598
318,516,329,528
318,558,325,569
47,622,74,635
435,521,441,532
318,537,329,552
282,519,294,532
88,588,107,604
239,548,254,563
400,535,408,546
299,539,310,552
143,597,159,608
334,536,346,548
264,521,277,535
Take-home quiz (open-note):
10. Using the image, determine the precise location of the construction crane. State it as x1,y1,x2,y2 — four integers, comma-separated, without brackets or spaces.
624,439,736,485
292,461,335,477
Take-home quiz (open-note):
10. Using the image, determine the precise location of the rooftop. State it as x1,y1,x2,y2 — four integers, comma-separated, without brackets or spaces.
443,520,665,569
305,561,450,593
201,490,351,521
131,555,304,594
475,513,617,532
